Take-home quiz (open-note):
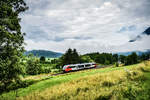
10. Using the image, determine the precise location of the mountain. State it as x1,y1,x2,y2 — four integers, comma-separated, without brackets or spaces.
24,50,63,58
129,27,150,42
143,27,150,35
115,49,150,56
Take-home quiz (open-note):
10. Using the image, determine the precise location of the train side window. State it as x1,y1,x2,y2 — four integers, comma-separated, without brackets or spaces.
85,64,91,67
68,66,76,68
78,65,84,68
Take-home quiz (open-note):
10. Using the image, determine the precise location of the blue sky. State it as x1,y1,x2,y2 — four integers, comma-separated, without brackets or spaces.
20,0,150,54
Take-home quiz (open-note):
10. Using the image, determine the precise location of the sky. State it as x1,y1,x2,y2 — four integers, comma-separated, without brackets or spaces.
20,0,150,54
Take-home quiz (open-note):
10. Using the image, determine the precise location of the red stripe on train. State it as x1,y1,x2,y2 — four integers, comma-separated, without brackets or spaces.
65,66,72,72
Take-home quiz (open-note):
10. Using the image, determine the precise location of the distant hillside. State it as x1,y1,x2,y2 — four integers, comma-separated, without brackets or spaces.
115,49,150,56
24,50,63,58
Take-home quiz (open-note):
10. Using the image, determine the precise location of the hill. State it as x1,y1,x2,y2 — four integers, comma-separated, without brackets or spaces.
24,50,63,58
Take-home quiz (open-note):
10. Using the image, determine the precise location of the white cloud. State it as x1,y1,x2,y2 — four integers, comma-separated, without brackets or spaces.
21,0,150,54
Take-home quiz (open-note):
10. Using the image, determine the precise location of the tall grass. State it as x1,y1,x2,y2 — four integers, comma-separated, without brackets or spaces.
17,61,150,100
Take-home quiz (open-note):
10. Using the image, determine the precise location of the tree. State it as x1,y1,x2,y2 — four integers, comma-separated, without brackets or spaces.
80,55,94,63
125,52,138,65
40,56,46,62
131,52,138,64
119,55,126,64
93,53,113,65
72,49,80,64
125,55,132,65
59,48,81,66
140,53,150,61
26,57,42,75
112,54,118,63
60,48,73,66
0,0,28,91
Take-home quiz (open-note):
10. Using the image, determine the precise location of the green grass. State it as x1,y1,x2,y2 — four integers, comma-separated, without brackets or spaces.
0,62,149,100
45,58,58,62
16,61,150,100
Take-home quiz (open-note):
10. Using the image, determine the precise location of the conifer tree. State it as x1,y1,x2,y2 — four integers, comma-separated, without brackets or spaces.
60,48,81,66
72,49,80,64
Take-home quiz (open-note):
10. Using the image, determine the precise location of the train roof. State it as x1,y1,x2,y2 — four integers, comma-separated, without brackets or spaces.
64,62,95,66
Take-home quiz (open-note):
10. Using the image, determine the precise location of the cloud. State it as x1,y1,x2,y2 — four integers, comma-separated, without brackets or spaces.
20,0,150,54
115,36,150,52
118,25,136,33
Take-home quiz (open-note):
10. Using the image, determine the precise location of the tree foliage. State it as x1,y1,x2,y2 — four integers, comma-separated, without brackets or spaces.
112,54,118,62
40,56,46,63
0,0,28,89
59,48,81,66
83,52,149,66
119,55,126,64
80,55,94,63
26,57,42,75
86,53,114,65
125,52,138,65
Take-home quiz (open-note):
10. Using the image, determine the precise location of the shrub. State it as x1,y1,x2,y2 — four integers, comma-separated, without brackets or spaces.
104,60,110,65
51,69,60,73
115,62,119,67
40,56,46,63
43,67,51,74
26,58,42,75
0,80,36,94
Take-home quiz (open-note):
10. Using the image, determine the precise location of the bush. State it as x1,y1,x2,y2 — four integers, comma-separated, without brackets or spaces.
26,58,42,75
42,67,51,74
0,58,25,94
104,60,110,65
80,55,94,63
40,56,46,63
0,80,36,94
51,69,61,73
115,62,119,67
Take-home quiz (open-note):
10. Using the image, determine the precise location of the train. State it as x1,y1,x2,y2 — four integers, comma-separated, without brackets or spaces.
63,63,97,72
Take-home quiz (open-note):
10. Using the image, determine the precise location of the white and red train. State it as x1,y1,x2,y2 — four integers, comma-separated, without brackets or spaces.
63,63,97,72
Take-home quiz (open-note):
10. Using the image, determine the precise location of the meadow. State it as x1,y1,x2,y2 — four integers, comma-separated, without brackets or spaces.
1,61,150,100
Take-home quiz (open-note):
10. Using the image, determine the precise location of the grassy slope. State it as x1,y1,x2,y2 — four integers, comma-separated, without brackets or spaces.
1,61,150,100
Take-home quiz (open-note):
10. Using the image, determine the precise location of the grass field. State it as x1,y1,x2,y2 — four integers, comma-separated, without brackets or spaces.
1,61,150,100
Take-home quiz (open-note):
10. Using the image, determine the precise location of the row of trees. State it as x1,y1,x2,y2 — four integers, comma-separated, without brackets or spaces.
25,54,59,75
85,52,150,65
27,50,150,76
51,48,150,67
49,48,94,67
85,53,119,65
